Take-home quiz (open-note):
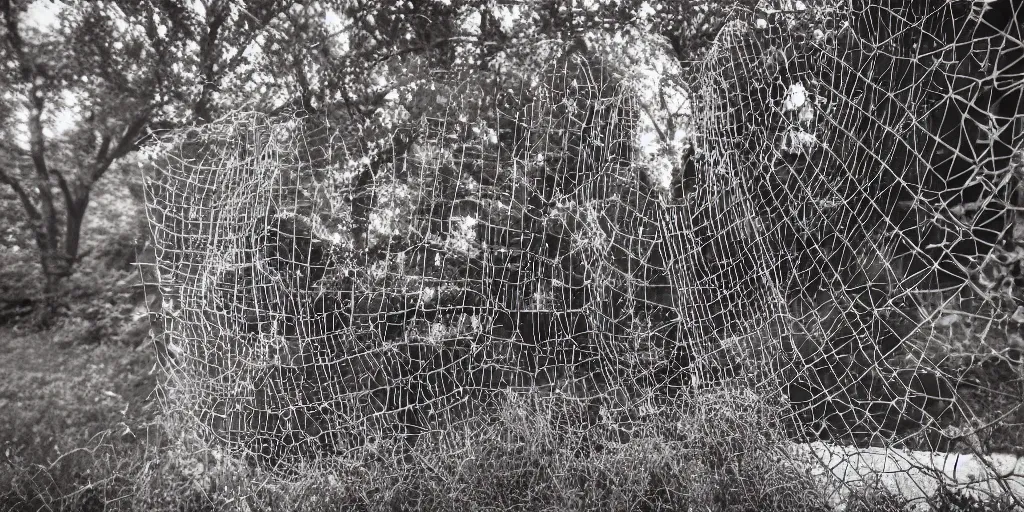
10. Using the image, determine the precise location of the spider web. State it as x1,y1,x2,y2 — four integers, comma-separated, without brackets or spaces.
689,0,1024,449
144,0,1024,507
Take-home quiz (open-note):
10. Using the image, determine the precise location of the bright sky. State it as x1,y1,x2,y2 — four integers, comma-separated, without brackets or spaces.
23,0,63,34
9,1,73,146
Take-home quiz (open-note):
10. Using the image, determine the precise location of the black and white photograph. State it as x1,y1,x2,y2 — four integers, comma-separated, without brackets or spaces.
1,0,1022,510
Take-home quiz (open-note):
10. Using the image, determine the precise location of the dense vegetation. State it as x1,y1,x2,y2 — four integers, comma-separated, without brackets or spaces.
1,0,1022,510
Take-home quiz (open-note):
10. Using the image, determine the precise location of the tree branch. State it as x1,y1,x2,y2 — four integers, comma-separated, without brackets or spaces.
638,102,670,145
25,87,63,259
0,167,40,220
52,167,74,211
95,134,113,163
106,111,151,163
222,3,292,73
75,110,153,187
293,56,316,114
26,87,51,183
192,1,231,122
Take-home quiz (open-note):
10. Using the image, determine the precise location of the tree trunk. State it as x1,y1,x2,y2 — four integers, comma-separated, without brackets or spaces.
31,187,91,327
63,193,90,270
34,237,69,327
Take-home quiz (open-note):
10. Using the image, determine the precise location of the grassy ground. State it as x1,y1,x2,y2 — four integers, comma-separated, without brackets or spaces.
0,325,833,512
1,321,1018,512
0,326,159,510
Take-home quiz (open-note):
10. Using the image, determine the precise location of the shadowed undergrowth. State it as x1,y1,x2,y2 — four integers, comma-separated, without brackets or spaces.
2,326,1021,511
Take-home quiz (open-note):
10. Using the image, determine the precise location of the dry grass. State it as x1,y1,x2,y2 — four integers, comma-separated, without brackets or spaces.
3,324,1018,511
0,327,832,511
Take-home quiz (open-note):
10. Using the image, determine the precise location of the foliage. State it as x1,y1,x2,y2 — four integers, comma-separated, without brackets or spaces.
0,163,147,342
0,0,730,314
0,0,346,308
931,486,1020,512
0,0,728,318
50,261,137,347
681,0,1024,448
0,328,158,511
682,387,830,512
844,485,911,512
3,0,1024,511
0,244,41,322
2,359,832,511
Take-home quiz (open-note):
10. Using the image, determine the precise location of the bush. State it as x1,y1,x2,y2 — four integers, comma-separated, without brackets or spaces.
931,485,1019,512
1,434,148,512
52,261,141,347
682,387,830,512
124,385,829,511
0,384,830,511
845,485,911,512
0,246,42,325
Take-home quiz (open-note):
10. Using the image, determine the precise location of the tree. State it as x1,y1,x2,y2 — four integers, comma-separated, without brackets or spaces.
0,0,331,320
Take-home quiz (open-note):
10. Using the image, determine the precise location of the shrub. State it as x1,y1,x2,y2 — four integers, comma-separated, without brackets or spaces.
52,261,140,347
121,385,829,511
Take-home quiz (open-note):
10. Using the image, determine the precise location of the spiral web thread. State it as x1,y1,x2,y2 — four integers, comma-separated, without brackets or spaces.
145,1,1023,507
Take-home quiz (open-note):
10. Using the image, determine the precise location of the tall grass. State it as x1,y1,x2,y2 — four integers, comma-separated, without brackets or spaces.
5,383,838,511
